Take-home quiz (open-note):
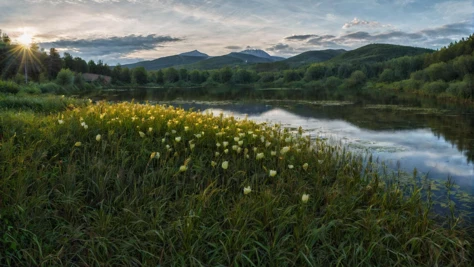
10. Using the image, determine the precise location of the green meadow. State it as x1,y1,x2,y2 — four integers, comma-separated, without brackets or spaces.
0,95,472,266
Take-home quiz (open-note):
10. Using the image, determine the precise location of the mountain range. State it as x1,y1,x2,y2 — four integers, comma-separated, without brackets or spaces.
121,44,434,71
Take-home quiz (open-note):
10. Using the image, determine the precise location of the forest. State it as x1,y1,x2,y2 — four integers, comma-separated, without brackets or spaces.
1,30,473,101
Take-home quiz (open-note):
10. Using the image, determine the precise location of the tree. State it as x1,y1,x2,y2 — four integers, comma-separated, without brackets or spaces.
46,48,62,80
63,53,74,70
164,68,179,83
121,67,132,84
220,67,233,83
56,68,74,86
88,60,97,74
179,68,188,82
189,70,201,84
156,69,164,84
304,65,326,81
111,64,122,84
132,67,148,85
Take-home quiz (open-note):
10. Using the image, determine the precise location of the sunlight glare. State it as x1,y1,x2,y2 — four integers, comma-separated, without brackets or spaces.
17,33,32,47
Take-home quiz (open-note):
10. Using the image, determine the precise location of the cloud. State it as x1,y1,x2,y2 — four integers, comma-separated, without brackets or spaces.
420,21,473,37
285,34,318,41
39,34,183,56
342,17,391,29
225,45,242,50
266,43,293,52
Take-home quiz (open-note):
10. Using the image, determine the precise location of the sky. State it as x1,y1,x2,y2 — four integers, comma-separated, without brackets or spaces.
1,0,473,65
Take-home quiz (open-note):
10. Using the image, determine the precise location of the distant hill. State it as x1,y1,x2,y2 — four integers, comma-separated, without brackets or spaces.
328,44,434,64
176,53,276,70
253,49,346,72
122,50,209,70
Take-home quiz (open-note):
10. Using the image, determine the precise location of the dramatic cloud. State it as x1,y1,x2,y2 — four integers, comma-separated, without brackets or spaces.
285,34,318,41
225,45,242,50
40,34,183,56
342,18,391,29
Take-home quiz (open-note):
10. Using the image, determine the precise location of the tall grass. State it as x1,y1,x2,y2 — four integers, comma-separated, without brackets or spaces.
0,100,471,266
0,94,89,113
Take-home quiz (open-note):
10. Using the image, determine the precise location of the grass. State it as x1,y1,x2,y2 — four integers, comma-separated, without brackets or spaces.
0,97,472,266
0,94,90,113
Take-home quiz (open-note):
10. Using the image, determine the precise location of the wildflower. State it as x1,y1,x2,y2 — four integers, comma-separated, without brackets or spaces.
74,142,81,147
175,136,181,142
58,119,64,124
190,144,195,150
148,127,153,132
302,194,309,203
271,151,276,156
80,121,86,126
239,133,245,137
288,164,294,169
150,152,157,159
96,134,101,142
172,130,177,134
260,136,265,143
285,137,292,143
237,147,242,154
303,163,309,171
216,142,221,147
139,131,145,138
238,140,243,146
179,165,188,172
269,170,277,177
223,141,229,148
222,161,229,170
162,138,166,143
234,137,240,142
211,161,217,167
243,186,252,195
232,145,238,151
318,160,324,164
195,133,202,138
184,126,189,132
224,149,229,154
215,152,220,157
256,153,264,160
83,124,88,129
265,141,271,148
280,146,290,154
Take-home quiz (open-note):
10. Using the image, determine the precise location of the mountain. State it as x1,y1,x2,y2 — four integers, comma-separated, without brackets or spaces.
253,49,346,72
179,50,209,57
176,53,275,70
122,50,209,70
327,44,434,64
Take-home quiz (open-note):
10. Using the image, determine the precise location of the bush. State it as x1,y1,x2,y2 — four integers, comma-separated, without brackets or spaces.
19,84,41,95
422,80,448,94
39,82,64,94
56,69,75,86
0,80,20,94
446,81,471,98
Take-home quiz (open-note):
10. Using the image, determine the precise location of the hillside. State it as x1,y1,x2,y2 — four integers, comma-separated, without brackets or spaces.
328,44,434,64
253,49,346,72
176,53,275,70
122,54,208,70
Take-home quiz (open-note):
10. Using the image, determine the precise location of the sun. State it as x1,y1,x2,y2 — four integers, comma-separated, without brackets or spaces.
17,33,32,47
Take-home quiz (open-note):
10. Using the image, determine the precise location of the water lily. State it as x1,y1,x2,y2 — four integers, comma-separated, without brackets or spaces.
269,170,277,177
222,161,229,170
96,134,101,142
302,194,309,203
303,163,309,171
74,142,81,147
243,186,252,195
139,131,146,138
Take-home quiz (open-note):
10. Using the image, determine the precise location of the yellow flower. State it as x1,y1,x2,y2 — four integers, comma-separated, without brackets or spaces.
96,134,101,142
139,131,146,138
74,142,81,147
303,163,309,171
302,194,309,203
224,149,229,154
222,161,229,170
256,153,264,160
269,170,277,177
211,161,217,167
184,126,189,132
243,186,252,195
150,152,156,159
175,136,181,142
179,165,188,172
148,127,153,132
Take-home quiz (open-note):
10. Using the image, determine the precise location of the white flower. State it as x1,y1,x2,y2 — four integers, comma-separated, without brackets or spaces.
195,134,202,138
184,126,189,132
269,170,277,177
288,165,294,169
256,153,264,160
238,140,243,146
223,141,229,148
224,149,229,154
243,186,252,195
211,161,217,167
175,136,181,142
162,138,166,143
222,161,229,170
271,151,276,156
216,142,221,147
302,194,309,203
139,131,146,138
179,165,188,172
96,134,101,142
285,137,292,143
303,163,309,171
83,124,88,129
172,130,177,134
280,146,290,154
58,119,64,124
265,141,271,148
215,152,220,157
148,127,153,132
232,145,238,151
190,144,195,150
234,137,240,142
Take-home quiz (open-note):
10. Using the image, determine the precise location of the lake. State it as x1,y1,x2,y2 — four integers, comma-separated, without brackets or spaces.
94,89,474,209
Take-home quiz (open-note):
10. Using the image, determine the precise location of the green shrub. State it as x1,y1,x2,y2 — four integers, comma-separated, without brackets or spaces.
0,80,20,94
39,82,63,94
446,81,471,98
422,80,448,94
19,84,41,95
56,69,75,86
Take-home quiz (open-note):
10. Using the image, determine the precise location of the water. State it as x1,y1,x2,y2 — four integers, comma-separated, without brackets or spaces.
94,90,474,196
